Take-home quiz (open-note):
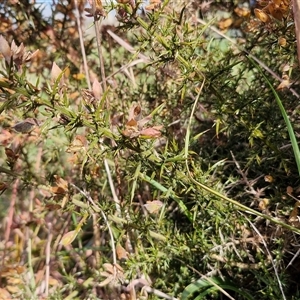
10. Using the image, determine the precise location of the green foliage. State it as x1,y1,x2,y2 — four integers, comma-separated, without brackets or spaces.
0,0,300,299
182,277,255,300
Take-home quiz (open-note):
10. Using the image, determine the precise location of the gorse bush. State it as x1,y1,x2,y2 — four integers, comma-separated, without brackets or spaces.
1,0,300,299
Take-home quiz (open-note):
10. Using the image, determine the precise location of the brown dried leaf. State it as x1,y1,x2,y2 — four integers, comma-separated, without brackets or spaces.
276,75,290,90
22,49,39,63
115,263,124,273
51,62,63,82
50,186,67,195
145,0,161,10
123,105,162,139
268,2,284,20
61,194,69,208
0,129,12,143
145,4,158,10
0,182,8,192
1,266,25,277
0,288,12,300
137,115,152,129
92,78,102,99
86,0,106,18
11,40,24,57
122,119,139,138
278,37,287,47
258,198,269,211
6,285,20,294
67,135,87,152
128,104,142,121
10,40,25,67
289,202,300,227
116,244,128,261
48,276,60,286
54,175,68,191
264,175,274,183
139,126,162,139
234,7,250,17
103,262,124,274
287,186,293,194
0,35,12,63
5,148,18,162
282,64,290,72
98,275,114,287
103,263,114,274
45,203,61,211
254,8,271,23
218,18,233,30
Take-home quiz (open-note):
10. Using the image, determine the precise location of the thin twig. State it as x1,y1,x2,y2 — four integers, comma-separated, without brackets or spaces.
230,151,265,198
92,213,101,266
69,183,118,272
100,58,148,84
293,0,300,69
174,258,236,300
92,5,107,92
45,223,52,297
142,286,179,300
196,18,300,99
0,178,19,287
106,29,150,62
74,0,92,90
104,159,121,215
245,215,287,300
286,247,300,269
90,2,122,216
28,188,37,292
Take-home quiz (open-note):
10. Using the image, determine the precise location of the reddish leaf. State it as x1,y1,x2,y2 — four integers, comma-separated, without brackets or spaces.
139,127,162,139
5,148,18,162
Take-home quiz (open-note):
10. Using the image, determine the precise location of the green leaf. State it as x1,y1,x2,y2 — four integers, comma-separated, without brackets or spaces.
248,57,300,176
182,277,255,300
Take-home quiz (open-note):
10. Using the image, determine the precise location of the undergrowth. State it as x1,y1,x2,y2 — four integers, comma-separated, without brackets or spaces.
0,0,300,299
